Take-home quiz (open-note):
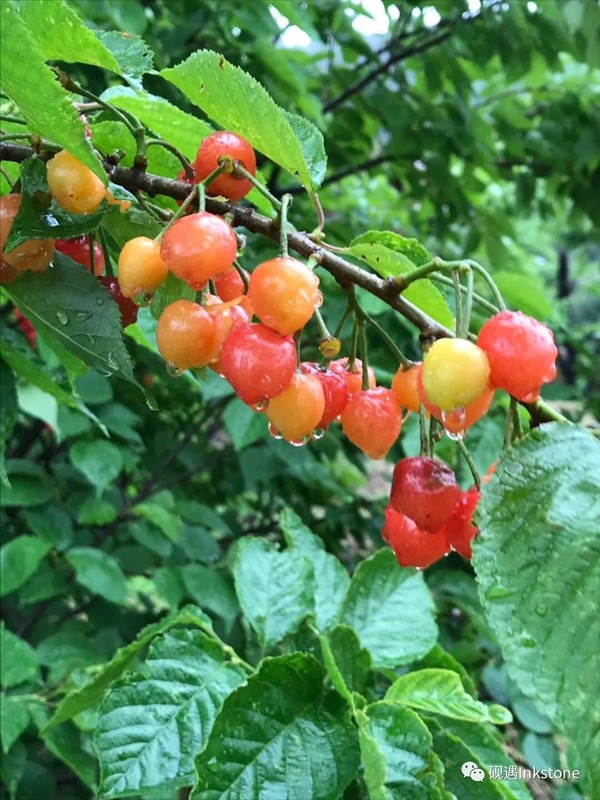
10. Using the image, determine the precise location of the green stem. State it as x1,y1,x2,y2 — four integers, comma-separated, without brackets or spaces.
233,260,250,293
0,132,32,141
98,227,114,277
513,398,524,438
201,163,227,190
348,289,412,369
310,192,326,235
279,194,292,257
465,260,506,310
233,162,282,210
333,304,351,339
0,114,26,125
314,307,332,340
430,274,499,314
146,139,194,179
463,267,474,334
135,191,171,222
504,399,515,449
456,438,481,489
531,398,568,424
154,185,198,243
88,232,96,275
419,406,430,457
357,317,370,391
348,317,359,370
452,269,463,337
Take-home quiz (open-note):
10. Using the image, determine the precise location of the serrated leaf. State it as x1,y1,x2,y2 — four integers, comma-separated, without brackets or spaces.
150,272,195,320
0,696,30,754
193,653,359,800
5,158,106,250
233,537,314,648
349,230,432,270
67,547,128,604
280,507,350,631
0,536,51,598
473,424,600,798
386,669,511,725
340,549,437,668
0,3,104,180
402,281,455,328
45,606,212,730
161,50,326,191
95,629,246,799
357,702,446,800
0,624,38,689
96,30,154,80
319,625,371,704
70,440,123,494
0,358,17,486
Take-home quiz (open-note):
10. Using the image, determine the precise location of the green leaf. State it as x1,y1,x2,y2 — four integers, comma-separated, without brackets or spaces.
493,272,553,321
24,506,74,552
0,696,30,754
280,507,350,631
223,398,267,452
357,702,445,800
95,629,246,799
319,625,371,704
17,385,58,433
386,669,511,725
45,606,212,730
340,549,438,668
5,159,106,250
193,653,359,800
473,424,600,798
5,256,153,405
67,547,128,604
16,0,120,73
181,565,239,630
40,720,98,790
0,537,51,597
0,624,38,689
0,358,17,486
69,440,123,494
101,203,162,248
134,502,181,542
0,460,53,507
150,272,195,320
402,281,455,329
161,50,326,191
96,30,154,81
232,537,314,648
0,3,104,180
414,645,477,698
349,231,433,270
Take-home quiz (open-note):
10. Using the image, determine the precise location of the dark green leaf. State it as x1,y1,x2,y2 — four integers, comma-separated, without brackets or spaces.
223,398,267,452
134,502,181,542
181,565,239,630
69,440,123,494
0,359,17,486
0,624,38,689
0,537,51,597
24,506,73,551
0,696,30,755
67,547,128,604
150,272,195,320
0,460,53,507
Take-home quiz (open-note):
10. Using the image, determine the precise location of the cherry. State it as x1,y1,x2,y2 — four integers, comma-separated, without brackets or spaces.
219,322,296,406
0,262,18,285
443,487,481,560
340,387,401,460
383,505,450,569
160,212,237,288
248,256,320,335
208,303,251,376
392,363,421,413
156,299,227,373
300,362,349,428
118,236,169,299
55,236,105,276
213,267,253,315
98,276,138,328
193,131,256,202
266,371,325,443
0,194,54,274
330,357,376,394
421,338,490,412
46,150,105,215
14,309,37,349
416,365,494,434
390,456,462,533
477,310,558,402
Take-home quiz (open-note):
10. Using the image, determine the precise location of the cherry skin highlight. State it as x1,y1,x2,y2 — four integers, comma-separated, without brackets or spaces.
118,236,169,299
157,299,227,372
46,150,105,215
421,338,490,412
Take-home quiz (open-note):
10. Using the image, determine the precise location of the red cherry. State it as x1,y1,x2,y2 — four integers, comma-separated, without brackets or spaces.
219,322,296,406
213,267,247,301
55,236,105,276
300,362,349,427
444,487,481,560
416,365,494,434
340,387,401,460
477,310,557,401
383,505,450,569
193,131,256,202
98,276,138,328
330,357,376,394
14,308,37,349
390,456,462,533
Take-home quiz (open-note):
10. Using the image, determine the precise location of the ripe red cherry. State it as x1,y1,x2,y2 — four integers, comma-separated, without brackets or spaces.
390,457,462,533
443,487,481,560
330,357,376,394
392,363,421,413
213,267,253,315
156,299,227,372
55,236,105,276
219,322,296,406
266,372,325,442
248,256,320,335
160,212,237,289
340,387,401,460
98,276,138,328
383,505,450,569
416,365,494,434
300,362,349,428
193,131,256,202
477,310,558,402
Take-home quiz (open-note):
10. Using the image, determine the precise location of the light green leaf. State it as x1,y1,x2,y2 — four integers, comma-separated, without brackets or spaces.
70,440,123,494
386,669,511,725
473,424,600,798
493,272,553,320
96,30,154,81
341,549,437,668
232,537,314,648
402,281,455,328
319,625,371,704
0,624,38,689
0,696,30,755
357,702,446,800
134,502,181,542
0,358,17,486
193,653,359,800
0,3,104,180
161,50,326,191
67,547,128,604
95,629,246,799
45,606,212,730
101,203,162,248
349,230,432,271
280,507,350,631
17,385,58,433
0,537,51,598
0,460,53,507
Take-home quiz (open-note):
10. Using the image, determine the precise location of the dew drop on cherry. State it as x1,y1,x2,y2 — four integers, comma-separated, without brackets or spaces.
268,423,282,440
132,291,152,307
312,428,326,440
250,399,269,412
314,290,324,308
166,362,183,378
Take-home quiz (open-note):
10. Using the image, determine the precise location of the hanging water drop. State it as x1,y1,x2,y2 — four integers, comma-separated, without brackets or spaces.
268,423,282,440
250,399,269,412
535,603,547,617
312,428,326,440
55,311,69,325
445,429,464,441
133,291,151,308
314,290,324,308
166,362,182,378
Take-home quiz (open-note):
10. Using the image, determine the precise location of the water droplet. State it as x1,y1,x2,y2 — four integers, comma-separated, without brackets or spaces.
445,428,464,441
289,438,307,447
55,311,69,325
107,352,119,371
96,296,105,306
250,399,269,412
301,434,311,445
166,362,182,378
76,311,93,322
132,291,151,307
535,603,547,617
312,428,326,440
268,424,282,440
314,290,324,308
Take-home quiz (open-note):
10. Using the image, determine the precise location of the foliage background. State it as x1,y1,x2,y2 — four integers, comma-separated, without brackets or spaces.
0,1,598,800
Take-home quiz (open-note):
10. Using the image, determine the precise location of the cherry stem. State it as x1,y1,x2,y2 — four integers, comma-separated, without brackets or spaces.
155,185,198,243
293,329,303,367
0,114,27,125
279,194,292,257
146,139,194,179
233,162,282,211
333,304,352,339
419,406,430,457
88,232,96,275
463,267,475,333
198,182,206,212
135,191,171,222
310,192,325,235
348,288,412,369
233,260,250,293
431,273,499,314
97,227,114,277
356,317,370,391
452,270,464,337
313,307,333,341
348,317,359,370
201,163,227,189
456,438,481,489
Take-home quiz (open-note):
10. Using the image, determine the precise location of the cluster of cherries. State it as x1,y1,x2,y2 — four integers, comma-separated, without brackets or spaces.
1,128,560,566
